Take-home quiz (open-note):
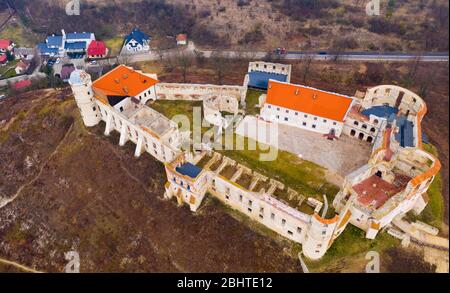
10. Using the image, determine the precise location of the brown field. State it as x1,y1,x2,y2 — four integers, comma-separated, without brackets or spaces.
0,89,303,272
3,0,448,51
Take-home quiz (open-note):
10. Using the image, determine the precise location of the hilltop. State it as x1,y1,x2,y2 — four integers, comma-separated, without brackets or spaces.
2,0,449,51
0,88,307,272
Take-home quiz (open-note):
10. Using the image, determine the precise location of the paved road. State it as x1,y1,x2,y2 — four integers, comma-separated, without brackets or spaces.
103,42,449,65
198,49,449,62
284,52,449,62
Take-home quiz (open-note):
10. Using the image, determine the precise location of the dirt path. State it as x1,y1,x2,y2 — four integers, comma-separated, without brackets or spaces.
0,257,43,273
0,93,304,272
0,123,74,208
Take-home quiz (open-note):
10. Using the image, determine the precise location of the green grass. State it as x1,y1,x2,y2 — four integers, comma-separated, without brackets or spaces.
245,88,265,116
0,109,27,144
103,37,125,56
219,134,340,202
0,23,37,47
0,60,19,79
150,100,202,124
150,99,338,207
149,99,212,139
305,225,400,272
416,143,444,228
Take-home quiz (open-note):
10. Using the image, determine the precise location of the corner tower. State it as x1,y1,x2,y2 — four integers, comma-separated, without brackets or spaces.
303,214,339,260
69,70,101,127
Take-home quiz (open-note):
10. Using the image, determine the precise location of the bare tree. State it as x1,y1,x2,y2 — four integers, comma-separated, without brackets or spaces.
301,53,314,84
417,65,436,97
156,37,176,62
162,51,177,72
175,49,194,83
330,36,347,62
210,51,229,84
407,53,423,81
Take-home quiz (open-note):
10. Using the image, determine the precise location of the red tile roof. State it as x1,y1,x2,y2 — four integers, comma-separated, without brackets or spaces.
176,34,187,42
92,65,159,97
353,174,410,209
0,39,11,50
87,40,107,56
14,79,32,90
266,80,354,122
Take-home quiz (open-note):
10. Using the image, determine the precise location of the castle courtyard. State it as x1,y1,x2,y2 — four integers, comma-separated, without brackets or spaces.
236,116,372,177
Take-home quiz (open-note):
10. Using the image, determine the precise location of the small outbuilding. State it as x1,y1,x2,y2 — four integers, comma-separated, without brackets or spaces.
15,60,31,75
176,34,188,46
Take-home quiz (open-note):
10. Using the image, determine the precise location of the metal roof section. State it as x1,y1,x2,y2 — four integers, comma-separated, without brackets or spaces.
176,163,203,179
124,28,151,45
46,35,63,48
248,71,288,90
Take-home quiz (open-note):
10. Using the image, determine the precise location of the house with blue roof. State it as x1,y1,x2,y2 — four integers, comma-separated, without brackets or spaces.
123,28,151,53
37,29,95,58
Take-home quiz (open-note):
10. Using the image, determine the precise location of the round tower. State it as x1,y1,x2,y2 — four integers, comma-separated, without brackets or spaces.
69,70,101,127
302,214,339,260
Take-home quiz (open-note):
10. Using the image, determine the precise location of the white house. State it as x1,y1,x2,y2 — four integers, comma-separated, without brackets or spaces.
123,28,151,53
260,80,354,137
15,60,30,75
37,29,95,57
176,34,187,46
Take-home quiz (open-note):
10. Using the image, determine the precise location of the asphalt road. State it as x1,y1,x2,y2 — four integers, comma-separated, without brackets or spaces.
108,49,449,66
284,52,449,62
198,49,449,62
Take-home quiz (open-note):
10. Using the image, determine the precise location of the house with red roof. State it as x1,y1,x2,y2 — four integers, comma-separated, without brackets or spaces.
15,60,31,75
260,80,354,137
92,64,159,105
0,54,7,65
13,79,32,90
0,39,15,53
87,40,108,59
176,34,188,46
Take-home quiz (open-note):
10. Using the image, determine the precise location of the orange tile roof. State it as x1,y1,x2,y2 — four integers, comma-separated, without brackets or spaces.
266,80,354,122
314,214,339,225
92,65,159,97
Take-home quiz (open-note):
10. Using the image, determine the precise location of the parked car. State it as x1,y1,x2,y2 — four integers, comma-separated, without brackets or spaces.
274,47,287,55
47,59,56,67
